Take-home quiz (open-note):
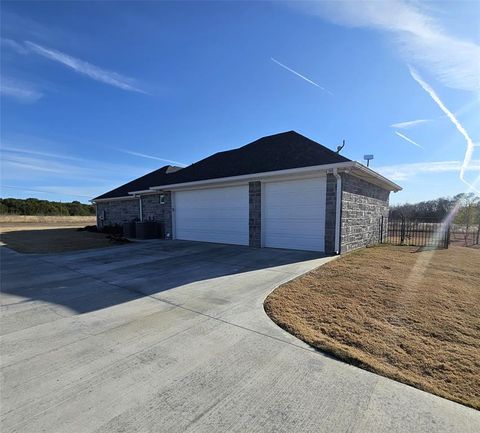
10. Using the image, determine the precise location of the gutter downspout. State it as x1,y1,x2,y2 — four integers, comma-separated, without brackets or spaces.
94,202,98,228
137,195,143,222
333,169,342,254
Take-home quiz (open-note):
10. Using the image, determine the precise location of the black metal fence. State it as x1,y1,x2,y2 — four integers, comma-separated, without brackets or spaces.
449,224,480,247
380,217,451,249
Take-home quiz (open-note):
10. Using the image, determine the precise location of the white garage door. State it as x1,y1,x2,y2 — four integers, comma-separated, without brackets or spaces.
174,185,249,245
263,177,326,252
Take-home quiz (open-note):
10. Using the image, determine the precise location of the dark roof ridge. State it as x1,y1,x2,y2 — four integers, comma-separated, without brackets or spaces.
94,131,351,200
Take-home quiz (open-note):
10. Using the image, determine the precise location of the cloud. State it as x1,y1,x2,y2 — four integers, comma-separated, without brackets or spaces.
1,145,85,161
113,148,187,166
1,136,174,201
394,131,424,149
0,144,146,183
0,77,43,103
29,185,106,199
1,157,68,174
0,153,89,177
289,0,480,92
390,119,431,129
271,57,333,95
377,160,480,182
0,184,105,201
408,66,478,192
1,11,62,43
24,41,146,94
1,37,28,54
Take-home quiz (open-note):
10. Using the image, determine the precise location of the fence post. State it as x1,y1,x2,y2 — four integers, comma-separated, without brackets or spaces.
400,216,405,245
445,224,451,249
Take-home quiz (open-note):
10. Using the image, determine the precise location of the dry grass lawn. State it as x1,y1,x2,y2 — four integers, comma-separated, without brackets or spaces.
0,215,96,224
0,221,126,253
264,245,480,410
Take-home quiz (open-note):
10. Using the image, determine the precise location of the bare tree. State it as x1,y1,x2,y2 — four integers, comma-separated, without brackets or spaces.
453,193,480,246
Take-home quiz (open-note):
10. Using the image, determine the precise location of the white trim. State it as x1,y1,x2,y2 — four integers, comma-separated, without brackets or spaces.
126,161,401,196
260,171,327,184
146,162,353,192
92,195,138,203
128,189,160,196
351,162,402,192
94,160,402,203
139,196,143,222
260,182,265,247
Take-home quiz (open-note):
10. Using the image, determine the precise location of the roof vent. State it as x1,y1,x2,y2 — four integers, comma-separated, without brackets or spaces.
166,166,183,174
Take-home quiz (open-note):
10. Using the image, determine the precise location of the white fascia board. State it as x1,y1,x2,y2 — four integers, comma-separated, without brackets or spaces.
141,162,356,193
351,162,402,192
124,160,401,196
128,189,159,196
92,195,138,203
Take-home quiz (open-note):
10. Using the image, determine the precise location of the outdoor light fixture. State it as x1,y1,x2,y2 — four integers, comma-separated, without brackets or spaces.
159,194,166,204
364,154,374,167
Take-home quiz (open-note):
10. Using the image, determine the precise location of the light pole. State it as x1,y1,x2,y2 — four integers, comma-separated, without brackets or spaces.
364,154,374,167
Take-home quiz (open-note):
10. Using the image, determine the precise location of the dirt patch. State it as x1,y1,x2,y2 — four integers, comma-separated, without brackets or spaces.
264,245,480,410
0,222,129,253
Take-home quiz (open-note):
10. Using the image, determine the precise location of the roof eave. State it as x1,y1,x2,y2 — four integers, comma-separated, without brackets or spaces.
92,195,138,203
94,161,400,201
133,161,356,193
128,189,159,195
351,162,402,192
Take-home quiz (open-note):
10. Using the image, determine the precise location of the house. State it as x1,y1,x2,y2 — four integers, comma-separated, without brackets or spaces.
93,131,401,254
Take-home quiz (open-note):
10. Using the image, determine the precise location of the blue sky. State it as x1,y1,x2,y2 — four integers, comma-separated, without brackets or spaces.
1,0,479,204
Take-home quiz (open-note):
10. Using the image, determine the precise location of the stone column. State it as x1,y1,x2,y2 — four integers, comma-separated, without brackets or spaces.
249,181,261,248
324,174,338,254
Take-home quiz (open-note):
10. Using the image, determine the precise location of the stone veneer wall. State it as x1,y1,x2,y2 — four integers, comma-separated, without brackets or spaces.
340,173,390,254
96,199,139,229
324,174,338,254
249,181,261,248
97,174,389,250
141,192,173,238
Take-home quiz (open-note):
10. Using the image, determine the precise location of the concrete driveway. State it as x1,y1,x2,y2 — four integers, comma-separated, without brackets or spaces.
1,241,478,433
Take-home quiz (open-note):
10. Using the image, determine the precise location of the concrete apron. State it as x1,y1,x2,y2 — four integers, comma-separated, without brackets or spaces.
1,240,478,433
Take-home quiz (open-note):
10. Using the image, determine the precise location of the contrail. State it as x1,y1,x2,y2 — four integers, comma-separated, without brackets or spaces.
271,58,333,95
390,119,431,129
395,131,424,149
114,148,187,166
25,41,146,94
409,66,478,192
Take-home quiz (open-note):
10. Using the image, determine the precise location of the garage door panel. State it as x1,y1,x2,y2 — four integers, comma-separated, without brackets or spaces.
175,186,249,246
263,177,326,252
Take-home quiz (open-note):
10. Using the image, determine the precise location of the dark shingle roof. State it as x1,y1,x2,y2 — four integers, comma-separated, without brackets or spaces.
94,165,182,200
95,131,350,200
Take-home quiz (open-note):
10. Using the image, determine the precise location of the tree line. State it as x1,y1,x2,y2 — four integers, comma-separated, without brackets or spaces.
0,198,95,216
389,193,480,226
1,194,478,225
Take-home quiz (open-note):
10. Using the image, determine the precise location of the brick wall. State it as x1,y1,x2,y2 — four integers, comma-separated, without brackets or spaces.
96,199,139,229
340,173,390,253
249,181,261,247
141,192,173,238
